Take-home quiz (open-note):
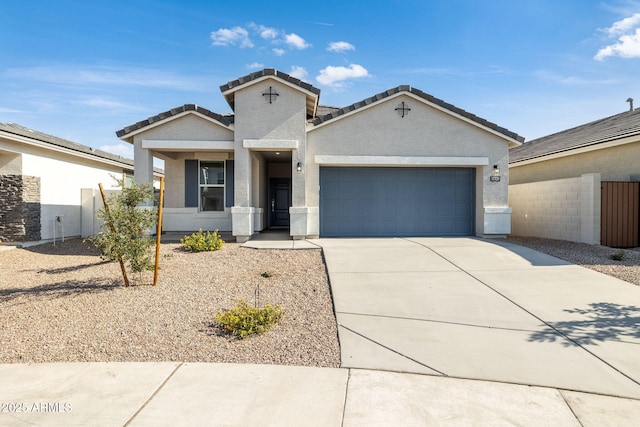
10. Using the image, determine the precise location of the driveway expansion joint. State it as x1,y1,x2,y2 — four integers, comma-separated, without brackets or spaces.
124,362,184,426
338,324,447,376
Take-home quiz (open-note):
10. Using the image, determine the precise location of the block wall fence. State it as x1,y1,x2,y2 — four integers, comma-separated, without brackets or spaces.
509,173,600,244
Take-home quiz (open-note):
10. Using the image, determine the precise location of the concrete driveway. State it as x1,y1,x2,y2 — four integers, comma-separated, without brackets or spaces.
312,237,640,399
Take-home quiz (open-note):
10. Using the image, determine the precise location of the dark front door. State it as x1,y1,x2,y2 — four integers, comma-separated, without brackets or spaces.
270,178,291,228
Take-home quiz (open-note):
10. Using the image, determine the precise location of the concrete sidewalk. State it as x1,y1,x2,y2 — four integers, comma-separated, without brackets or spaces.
2,362,639,426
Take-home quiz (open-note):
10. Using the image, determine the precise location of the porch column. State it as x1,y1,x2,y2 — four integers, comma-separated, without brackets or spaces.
290,146,317,239
134,139,154,205
231,146,254,242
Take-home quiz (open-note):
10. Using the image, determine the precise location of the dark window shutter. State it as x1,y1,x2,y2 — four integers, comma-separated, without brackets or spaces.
225,160,234,207
185,160,198,208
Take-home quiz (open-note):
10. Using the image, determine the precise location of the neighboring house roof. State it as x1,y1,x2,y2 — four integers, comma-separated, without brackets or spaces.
310,85,524,144
510,108,640,164
0,122,136,169
116,104,233,138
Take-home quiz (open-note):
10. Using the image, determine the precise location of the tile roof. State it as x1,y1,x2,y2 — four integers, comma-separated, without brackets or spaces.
116,104,233,138
219,68,320,116
0,122,135,168
310,85,524,143
115,70,522,144
219,68,321,97
509,108,640,163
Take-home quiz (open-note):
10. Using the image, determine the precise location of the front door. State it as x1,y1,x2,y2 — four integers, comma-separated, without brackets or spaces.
269,178,291,228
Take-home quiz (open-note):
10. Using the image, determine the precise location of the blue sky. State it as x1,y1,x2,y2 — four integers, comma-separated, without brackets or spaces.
1,0,640,162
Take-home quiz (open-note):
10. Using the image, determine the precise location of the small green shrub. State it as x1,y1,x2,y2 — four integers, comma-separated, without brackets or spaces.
215,299,283,339
181,229,224,252
261,271,272,278
610,250,625,261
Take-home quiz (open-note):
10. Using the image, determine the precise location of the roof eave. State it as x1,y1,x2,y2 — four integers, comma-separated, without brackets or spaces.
116,105,232,142
0,128,135,169
310,88,524,146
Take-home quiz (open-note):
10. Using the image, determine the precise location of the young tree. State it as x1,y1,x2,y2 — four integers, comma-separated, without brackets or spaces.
89,178,157,284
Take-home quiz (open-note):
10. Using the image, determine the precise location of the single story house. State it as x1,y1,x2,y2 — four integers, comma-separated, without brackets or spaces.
116,68,523,242
509,106,640,247
0,123,158,243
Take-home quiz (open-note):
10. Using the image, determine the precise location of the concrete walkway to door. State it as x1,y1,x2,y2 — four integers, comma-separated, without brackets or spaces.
310,237,640,399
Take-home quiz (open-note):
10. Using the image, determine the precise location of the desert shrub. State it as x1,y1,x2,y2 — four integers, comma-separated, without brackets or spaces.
88,178,157,277
610,250,625,261
215,300,283,339
181,229,224,252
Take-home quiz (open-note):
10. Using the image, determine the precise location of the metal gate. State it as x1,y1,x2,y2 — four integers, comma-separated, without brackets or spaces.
600,181,639,248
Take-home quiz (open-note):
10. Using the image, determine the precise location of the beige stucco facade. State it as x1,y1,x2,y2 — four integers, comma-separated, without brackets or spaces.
118,69,521,242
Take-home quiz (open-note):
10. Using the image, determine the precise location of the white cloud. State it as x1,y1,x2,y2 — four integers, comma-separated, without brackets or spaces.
289,66,308,80
247,62,264,69
316,64,370,88
210,26,253,48
595,28,640,60
595,14,640,60
249,23,279,39
98,143,134,159
273,48,285,56
604,13,640,36
327,41,355,53
284,33,311,50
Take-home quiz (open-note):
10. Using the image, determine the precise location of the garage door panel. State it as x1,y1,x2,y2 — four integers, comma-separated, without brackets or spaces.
320,167,475,237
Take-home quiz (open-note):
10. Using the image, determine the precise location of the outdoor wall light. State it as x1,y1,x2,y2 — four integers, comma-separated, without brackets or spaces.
296,162,302,172
490,164,501,182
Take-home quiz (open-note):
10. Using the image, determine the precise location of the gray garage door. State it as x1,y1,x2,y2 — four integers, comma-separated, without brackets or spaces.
320,167,475,237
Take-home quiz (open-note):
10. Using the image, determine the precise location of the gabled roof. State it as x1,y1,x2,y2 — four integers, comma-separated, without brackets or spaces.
510,108,640,164
116,104,233,139
0,122,135,168
220,68,320,117
310,85,524,144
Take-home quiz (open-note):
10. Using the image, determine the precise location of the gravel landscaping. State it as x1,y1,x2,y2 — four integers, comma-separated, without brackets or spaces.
2,235,637,366
0,239,340,366
508,236,640,286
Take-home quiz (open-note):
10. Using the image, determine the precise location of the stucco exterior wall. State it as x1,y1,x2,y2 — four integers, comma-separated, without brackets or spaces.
510,142,640,185
231,80,308,240
509,173,600,244
21,151,124,240
0,150,22,174
306,94,511,235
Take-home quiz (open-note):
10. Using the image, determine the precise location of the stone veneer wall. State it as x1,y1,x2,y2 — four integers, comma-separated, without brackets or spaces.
0,175,41,242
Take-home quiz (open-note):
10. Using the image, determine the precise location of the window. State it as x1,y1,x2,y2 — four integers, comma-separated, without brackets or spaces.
199,161,224,211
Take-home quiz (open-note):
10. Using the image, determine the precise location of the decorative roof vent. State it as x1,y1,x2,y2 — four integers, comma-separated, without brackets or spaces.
626,97,634,112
